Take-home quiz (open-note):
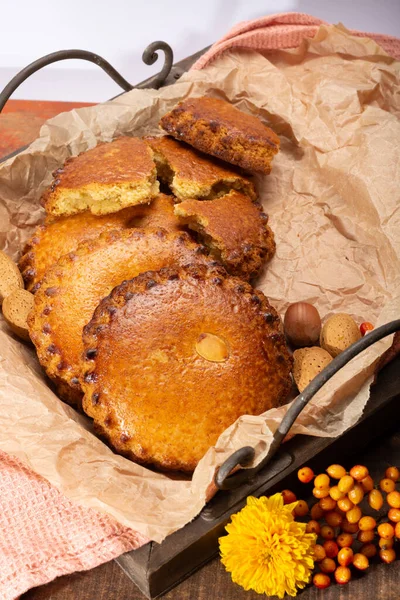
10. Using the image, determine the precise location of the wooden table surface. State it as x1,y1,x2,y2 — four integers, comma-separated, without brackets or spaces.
1,100,399,600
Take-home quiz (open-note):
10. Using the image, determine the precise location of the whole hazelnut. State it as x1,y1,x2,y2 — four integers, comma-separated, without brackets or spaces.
284,302,321,347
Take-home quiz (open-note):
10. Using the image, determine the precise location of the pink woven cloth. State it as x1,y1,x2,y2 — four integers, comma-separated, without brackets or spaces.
2,12,400,600
192,12,400,69
0,450,147,599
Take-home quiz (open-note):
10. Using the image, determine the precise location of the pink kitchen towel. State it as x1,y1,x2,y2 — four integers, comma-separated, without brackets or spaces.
192,12,400,69
1,12,400,600
0,450,147,600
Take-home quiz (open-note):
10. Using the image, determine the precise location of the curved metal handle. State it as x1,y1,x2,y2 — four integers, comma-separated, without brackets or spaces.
0,43,174,113
137,41,174,90
216,319,400,490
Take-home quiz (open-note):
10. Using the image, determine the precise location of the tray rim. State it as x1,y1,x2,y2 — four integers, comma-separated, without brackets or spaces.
1,46,399,599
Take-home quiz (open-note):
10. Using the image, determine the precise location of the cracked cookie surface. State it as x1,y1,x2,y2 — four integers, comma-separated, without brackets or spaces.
144,135,256,200
175,190,275,280
42,137,159,216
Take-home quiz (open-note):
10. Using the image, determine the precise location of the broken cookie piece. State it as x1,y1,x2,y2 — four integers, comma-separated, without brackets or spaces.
174,190,276,280
125,193,182,232
144,135,256,201
160,96,280,174
42,137,159,217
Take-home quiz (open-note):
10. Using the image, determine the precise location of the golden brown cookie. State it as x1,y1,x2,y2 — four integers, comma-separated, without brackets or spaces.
125,193,182,233
81,264,292,472
18,207,138,293
144,135,256,200
160,97,280,174
28,229,210,406
41,137,159,216
175,190,275,280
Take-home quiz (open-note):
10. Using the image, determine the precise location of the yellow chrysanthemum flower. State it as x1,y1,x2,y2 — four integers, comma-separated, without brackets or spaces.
219,493,316,598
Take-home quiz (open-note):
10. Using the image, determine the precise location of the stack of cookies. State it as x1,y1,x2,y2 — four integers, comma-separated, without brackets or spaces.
19,96,292,472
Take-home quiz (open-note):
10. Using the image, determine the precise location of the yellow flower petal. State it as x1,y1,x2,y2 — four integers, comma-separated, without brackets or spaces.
219,493,316,598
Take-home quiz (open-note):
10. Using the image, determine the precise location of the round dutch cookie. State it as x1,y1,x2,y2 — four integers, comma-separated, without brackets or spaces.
28,228,211,407
81,264,293,472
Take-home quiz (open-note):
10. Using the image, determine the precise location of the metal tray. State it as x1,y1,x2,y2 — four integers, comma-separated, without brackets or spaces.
1,43,399,599
115,355,400,598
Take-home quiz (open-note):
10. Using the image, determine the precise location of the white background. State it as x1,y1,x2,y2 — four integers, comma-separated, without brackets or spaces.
1,0,399,102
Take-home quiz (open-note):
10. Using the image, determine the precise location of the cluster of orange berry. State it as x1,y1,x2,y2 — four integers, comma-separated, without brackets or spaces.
282,463,400,589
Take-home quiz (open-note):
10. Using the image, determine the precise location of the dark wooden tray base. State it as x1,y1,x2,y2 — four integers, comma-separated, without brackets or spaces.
2,47,399,600
116,355,400,599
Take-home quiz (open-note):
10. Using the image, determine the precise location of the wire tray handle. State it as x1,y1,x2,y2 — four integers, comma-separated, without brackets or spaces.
0,42,174,113
216,319,400,490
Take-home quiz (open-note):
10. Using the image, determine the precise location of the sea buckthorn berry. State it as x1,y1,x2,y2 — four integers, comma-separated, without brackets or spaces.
348,484,364,505
379,537,394,550
330,486,346,501
293,500,309,517
360,543,377,558
314,544,326,561
306,520,321,535
313,573,331,589
377,523,395,539
337,497,354,512
313,487,330,499
320,557,336,574
325,511,343,528
321,525,335,540
349,465,369,481
327,464,347,479
338,475,354,494
385,466,400,482
380,478,396,493
368,489,384,511
360,322,374,336
358,530,375,543
341,521,359,534
281,489,297,504
338,547,353,566
353,553,369,570
359,516,376,531
395,522,400,538
311,502,325,520
337,533,354,548
315,473,330,489
323,540,339,558
346,506,362,524
360,475,374,492
388,508,400,523
380,548,396,564
387,491,400,509
297,466,314,484
334,566,351,585
319,496,336,511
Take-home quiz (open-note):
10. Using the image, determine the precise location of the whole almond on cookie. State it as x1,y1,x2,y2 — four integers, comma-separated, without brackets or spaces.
293,347,333,392
320,313,361,357
2,288,34,341
0,250,24,305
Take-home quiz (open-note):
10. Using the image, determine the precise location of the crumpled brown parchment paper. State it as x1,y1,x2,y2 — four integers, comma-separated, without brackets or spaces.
0,25,399,543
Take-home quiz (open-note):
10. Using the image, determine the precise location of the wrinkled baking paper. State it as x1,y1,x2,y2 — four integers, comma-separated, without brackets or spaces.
0,25,399,543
